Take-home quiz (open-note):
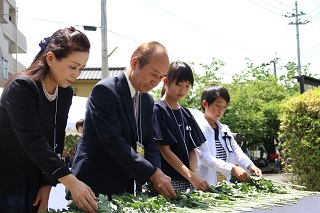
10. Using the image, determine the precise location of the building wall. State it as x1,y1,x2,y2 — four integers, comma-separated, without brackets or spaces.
0,0,27,86
71,80,99,97
71,68,125,97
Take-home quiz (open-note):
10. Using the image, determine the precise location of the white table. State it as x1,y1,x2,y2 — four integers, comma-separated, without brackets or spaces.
49,184,320,212
49,183,69,210
249,196,320,213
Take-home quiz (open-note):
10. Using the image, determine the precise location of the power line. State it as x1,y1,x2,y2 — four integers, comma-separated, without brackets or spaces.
139,0,274,59
248,0,284,16
18,16,140,43
257,0,290,14
137,0,304,78
19,16,75,26
18,15,186,63
301,42,320,62
271,0,293,10
311,15,320,21
305,11,320,22
305,4,320,16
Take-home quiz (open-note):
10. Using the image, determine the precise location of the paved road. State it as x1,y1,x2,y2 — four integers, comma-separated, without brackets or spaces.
262,172,287,183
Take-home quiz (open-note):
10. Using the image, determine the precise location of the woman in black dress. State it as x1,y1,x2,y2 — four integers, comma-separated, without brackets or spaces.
0,27,97,213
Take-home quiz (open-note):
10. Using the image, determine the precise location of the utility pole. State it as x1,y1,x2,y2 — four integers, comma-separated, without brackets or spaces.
285,1,309,74
101,0,108,79
270,59,277,78
268,53,279,78
16,7,18,73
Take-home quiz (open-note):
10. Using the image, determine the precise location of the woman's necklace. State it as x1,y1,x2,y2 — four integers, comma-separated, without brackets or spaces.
162,99,189,157
41,80,58,102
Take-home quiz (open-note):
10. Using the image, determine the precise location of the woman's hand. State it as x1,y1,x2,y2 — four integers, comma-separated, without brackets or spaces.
188,149,209,191
59,174,98,213
33,185,51,213
189,173,209,192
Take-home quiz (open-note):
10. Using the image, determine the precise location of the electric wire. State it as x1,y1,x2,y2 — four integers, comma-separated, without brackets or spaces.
271,0,294,10
138,0,274,59
17,0,319,78
257,0,290,14
248,0,285,16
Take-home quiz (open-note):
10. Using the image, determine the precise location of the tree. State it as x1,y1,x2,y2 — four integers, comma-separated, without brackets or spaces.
65,134,80,151
224,76,287,155
151,58,308,161
150,58,224,109
222,59,300,157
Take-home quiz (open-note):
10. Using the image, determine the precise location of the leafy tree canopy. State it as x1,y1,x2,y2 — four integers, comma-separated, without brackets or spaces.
150,58,316,156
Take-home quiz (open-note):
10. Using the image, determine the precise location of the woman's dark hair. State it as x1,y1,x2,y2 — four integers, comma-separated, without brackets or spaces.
161,61,194,97
4,26,90,87
200,84,230,112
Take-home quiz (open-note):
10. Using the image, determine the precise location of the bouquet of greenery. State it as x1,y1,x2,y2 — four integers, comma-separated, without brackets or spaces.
44,176,320,213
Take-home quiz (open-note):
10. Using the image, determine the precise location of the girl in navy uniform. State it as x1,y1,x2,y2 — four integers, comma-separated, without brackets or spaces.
153,61,208,192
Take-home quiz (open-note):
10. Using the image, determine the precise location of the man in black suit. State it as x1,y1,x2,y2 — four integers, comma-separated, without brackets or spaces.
69,41,176,200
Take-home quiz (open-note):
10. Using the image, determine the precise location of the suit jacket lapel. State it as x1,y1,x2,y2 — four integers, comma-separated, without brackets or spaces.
117,72,137,139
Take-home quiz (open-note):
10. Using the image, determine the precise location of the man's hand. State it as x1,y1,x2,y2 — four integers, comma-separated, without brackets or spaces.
150,168,177,199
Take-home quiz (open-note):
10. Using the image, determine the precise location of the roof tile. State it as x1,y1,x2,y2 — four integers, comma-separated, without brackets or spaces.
78,67,126,80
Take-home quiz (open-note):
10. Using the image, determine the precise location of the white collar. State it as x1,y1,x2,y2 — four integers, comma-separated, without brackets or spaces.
215,120,223,129
124,71,137,98
41,80,58,102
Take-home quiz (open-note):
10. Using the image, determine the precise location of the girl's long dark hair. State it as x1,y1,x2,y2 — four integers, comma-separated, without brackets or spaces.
161,61,194,97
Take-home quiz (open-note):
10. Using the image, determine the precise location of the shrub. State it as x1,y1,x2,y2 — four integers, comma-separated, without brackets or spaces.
279,87,320,191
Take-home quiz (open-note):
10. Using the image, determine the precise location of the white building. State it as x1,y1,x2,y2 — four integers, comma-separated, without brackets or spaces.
0,0,26,86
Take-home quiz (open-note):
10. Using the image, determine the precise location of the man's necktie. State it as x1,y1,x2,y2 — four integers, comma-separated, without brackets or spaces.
133,92,139,124
132,92,144,196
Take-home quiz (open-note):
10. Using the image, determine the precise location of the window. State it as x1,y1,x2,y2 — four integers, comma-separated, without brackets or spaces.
1,57,9,80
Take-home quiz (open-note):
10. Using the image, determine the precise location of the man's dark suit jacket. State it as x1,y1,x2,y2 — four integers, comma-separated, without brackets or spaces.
70,72,160,198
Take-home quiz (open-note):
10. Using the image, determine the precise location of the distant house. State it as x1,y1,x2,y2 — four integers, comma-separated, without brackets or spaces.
71,67,126,97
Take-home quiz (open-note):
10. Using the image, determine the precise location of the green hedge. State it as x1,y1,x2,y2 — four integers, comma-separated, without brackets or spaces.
279,87,320,191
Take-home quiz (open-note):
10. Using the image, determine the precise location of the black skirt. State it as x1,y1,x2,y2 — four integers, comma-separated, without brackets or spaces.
0,166,43,213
